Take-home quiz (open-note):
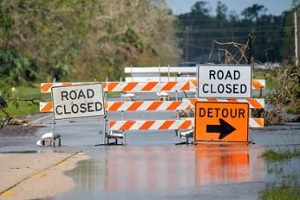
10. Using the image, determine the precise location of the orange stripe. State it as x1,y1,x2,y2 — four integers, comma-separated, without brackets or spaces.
252,80,264,89
188,98,197,106
128,101,143,111
62,82,72,86
180,82,190,90
190,80,197,86
161,82,176,91
41,102,53,112
227,99,238,103
254,118,264,127
159,120,174,129
142,82,158,91
139,120,155,130
41,83,53,93
102,82,108,89
121,121,136,130
108,102,123,111
123,82,138,91
147,101,163,110
109,121,117,128
207,98,218,101
178,120,192,129
107,82,119,92
247,99,263,109
166,101,181,110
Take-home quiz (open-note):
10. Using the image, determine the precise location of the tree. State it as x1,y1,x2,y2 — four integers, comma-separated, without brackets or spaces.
216,1,228,27
241,4,267,22
0,0,180,82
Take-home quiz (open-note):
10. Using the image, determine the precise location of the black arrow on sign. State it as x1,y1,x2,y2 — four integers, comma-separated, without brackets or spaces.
206,118,236,140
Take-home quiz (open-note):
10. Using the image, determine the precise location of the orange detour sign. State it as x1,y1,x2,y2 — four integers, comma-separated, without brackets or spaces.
194,101,249,142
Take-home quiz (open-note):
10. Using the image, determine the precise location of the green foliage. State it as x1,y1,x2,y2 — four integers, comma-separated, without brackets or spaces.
262,149,300,162
0,0,180,82
260,185,300,200
0,48,38,84
266,65,300,114
0,84,46,119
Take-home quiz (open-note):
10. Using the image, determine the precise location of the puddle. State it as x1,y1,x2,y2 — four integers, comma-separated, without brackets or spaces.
57,144,266,199
0,150,38,154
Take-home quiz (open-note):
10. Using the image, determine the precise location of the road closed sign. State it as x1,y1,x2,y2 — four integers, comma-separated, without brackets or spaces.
197,65,252,98
194,101,249,142
51,83,105,120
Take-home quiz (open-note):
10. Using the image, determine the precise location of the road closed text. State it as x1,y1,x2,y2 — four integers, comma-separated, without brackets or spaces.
197,65,252,98
55,101,103,115
201,70,247,94
51,84,105,119
202,83,247,94
55,89,103,116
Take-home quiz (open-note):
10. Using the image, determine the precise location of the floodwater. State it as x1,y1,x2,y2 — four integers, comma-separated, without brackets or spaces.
0,113,300,199
58,144,266,200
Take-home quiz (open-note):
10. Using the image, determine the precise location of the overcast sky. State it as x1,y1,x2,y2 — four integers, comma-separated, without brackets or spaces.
166,0,294,16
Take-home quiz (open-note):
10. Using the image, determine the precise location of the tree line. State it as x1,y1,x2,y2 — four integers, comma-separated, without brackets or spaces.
0,0,179,84
0,0,299,84
176,1,299,64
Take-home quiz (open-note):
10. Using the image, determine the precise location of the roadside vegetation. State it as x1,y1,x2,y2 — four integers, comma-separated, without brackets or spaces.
260,185,300,200
0,0,300,126
260,149,300,199
262,149,300,162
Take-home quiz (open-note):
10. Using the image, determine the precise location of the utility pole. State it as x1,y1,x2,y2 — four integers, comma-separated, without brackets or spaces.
185,26,189,61
295,11,299,66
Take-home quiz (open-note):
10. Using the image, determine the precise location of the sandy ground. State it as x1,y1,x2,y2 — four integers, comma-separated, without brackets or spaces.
0,151,90,200
0,114,90,199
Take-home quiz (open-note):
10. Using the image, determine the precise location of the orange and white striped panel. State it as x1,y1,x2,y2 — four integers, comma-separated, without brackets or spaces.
187,98,265,109
41,81,192,93
106,101,191,111
189,79,265,90
108,118,263,130
40,102,53,113
109,119,193,131
40,82,96,93
40,100,191,112
249,118,264,128
102,81,191,92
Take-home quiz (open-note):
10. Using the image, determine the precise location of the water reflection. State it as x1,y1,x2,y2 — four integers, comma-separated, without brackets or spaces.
195,144,265,185
66,144,265,192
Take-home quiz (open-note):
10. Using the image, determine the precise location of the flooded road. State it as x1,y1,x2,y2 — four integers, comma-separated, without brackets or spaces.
0,113,299,199
58,144,266,200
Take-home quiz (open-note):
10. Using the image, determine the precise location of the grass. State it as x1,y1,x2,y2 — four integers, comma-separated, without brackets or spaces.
253,69,277,90
0,84,51,118
0,84,119,118
260,185,300,200
262,149,300,162
260,149,300,199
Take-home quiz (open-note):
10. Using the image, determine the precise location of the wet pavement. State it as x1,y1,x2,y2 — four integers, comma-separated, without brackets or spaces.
0,112,300,199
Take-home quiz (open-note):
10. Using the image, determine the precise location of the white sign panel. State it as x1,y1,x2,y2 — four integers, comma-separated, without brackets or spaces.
197,65,252,98
51,83,105,120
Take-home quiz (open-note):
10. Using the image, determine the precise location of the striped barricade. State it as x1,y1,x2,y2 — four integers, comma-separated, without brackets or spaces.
109,119,193,131
106,100,191,111
108,117,264,130
40,98,264,112
41,82,93,93
40,100,192,113
41,81,193,93
189,79,265,90
186,98,265,109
